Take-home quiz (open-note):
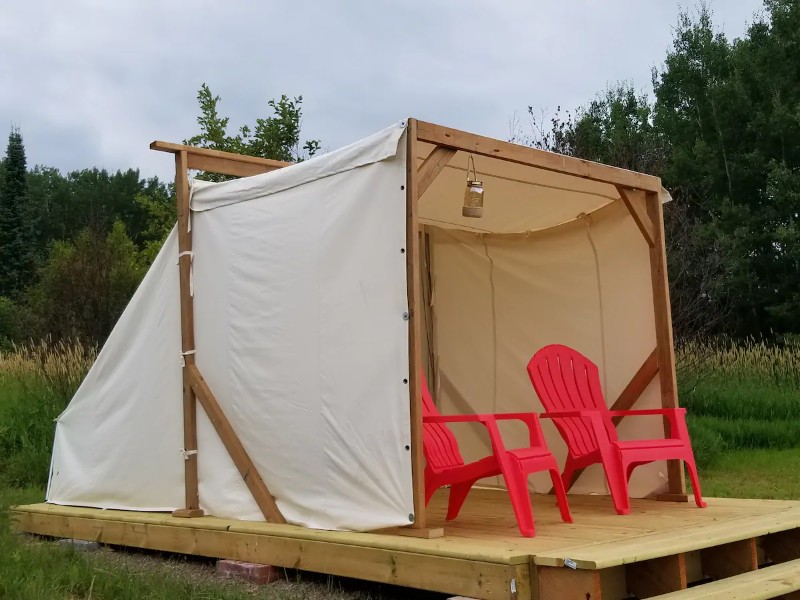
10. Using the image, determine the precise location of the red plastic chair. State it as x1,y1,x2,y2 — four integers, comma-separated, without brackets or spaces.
526,344,706,515
421,372,572,537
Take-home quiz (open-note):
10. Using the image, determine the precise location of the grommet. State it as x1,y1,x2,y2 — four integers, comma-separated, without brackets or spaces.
400,185,405,190
402,312,410,320
400,248,405,253
408,513,415,523
403,379,408,384
404,445,410,451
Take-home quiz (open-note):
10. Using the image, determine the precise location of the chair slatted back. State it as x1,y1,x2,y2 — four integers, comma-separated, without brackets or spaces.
420,372,465,471
527,344,617,457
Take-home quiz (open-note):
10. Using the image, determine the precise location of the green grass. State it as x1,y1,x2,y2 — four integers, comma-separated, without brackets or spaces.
698,448,800,499
2,339,800,597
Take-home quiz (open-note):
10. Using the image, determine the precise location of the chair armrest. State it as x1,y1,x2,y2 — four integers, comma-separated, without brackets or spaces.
608,408,686,417
423,414,487,424
607,408,689,439
425,412,547,447
489,413,548,447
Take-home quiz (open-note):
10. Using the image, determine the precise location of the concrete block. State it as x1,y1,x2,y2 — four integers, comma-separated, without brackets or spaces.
57,538,101,551
216,559,282,585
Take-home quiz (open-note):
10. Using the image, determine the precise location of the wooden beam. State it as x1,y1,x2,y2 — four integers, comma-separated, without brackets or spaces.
417,146,456,197
187,364,285,524
701,538,758,580
406,119,426,530
611,348,659,425
617,186,656,247
173,150,202,518
151,140,290,172
537,566,603,599
560,349,659,492
764,528,800,564
415,120,662,193
627,553,688,597
647,191,685,497
186,153,281,178
373,526,444,539
12,509,528,600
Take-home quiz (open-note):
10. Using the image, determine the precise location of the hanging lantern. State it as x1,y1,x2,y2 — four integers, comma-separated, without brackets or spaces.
462,154,484,218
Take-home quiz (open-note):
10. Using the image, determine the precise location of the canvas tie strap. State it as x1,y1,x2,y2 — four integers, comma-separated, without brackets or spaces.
177,251,194,297
180,349,196,367
180,449,198,460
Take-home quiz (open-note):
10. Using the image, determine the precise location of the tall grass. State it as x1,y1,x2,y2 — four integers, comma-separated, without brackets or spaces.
0,339,95,487
678,339,800,467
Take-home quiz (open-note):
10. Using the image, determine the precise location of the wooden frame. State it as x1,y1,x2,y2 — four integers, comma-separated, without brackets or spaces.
408,120,686,504
152,141,288,522
15,493,800,600
152,116,685,529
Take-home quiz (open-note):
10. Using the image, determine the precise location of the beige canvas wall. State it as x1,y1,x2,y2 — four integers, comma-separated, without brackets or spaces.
421,199,670,498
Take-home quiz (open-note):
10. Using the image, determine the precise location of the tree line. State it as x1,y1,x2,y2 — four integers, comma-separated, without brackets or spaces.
0,90,316,349
1,1,798,349
517,0,800,341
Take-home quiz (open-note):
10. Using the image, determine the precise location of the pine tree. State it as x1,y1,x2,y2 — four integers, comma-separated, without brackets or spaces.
0,127,30,297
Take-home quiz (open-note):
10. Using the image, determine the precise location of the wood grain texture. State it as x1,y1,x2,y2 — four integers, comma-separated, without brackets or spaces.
617,187,656,247
417,146,456,197
646,191,685,495
174,150,202,516
188,364,285,524
406,119,426,529
626,554,687,597
701,538,758,580
415,120,662,193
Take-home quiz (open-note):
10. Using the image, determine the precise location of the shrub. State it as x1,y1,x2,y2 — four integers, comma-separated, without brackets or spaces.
0,339,94,487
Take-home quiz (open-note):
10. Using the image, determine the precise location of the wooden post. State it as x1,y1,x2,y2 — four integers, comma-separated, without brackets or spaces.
406,119,426,529
188,365,285,523
646,190,686,498
173,150,203,518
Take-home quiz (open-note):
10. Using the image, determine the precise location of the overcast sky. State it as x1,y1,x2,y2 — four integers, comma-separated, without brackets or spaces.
1,1,764,181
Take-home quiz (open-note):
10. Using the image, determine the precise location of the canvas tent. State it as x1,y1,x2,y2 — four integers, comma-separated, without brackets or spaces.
47,119,681,534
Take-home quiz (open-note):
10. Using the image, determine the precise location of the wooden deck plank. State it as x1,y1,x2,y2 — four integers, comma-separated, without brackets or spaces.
650,557,800,599
12,510,525,600
13,488,800,599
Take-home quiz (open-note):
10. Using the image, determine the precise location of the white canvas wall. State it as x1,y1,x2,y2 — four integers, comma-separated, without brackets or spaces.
48,123,415,531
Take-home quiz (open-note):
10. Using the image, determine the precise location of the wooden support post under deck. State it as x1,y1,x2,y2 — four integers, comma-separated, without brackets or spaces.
406,118,426,529
627,553,688,597
173,150,203,519
646,190,686,498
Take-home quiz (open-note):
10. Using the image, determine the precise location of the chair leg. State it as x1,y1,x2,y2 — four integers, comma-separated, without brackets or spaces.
602,450,631,515
501,460,536,537
446,479,479,520
685,458,708,508
561,454,578,492
549,468,573,523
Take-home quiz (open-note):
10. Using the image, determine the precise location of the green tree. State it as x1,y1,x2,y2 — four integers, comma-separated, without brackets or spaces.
28,221,145,343
186,83,320,180
0,127,32,296
653,1,800,335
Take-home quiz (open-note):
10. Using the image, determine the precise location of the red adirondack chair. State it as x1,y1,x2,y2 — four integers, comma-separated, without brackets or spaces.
421,372,572,537
526,344,706,515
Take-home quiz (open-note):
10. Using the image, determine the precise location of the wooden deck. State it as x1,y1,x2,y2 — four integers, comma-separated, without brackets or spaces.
12,488,800,599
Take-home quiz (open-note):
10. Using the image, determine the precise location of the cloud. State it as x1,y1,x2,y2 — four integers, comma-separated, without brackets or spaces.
0,0,763,180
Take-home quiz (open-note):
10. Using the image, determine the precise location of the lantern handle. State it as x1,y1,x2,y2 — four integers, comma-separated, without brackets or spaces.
466,154,478,182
